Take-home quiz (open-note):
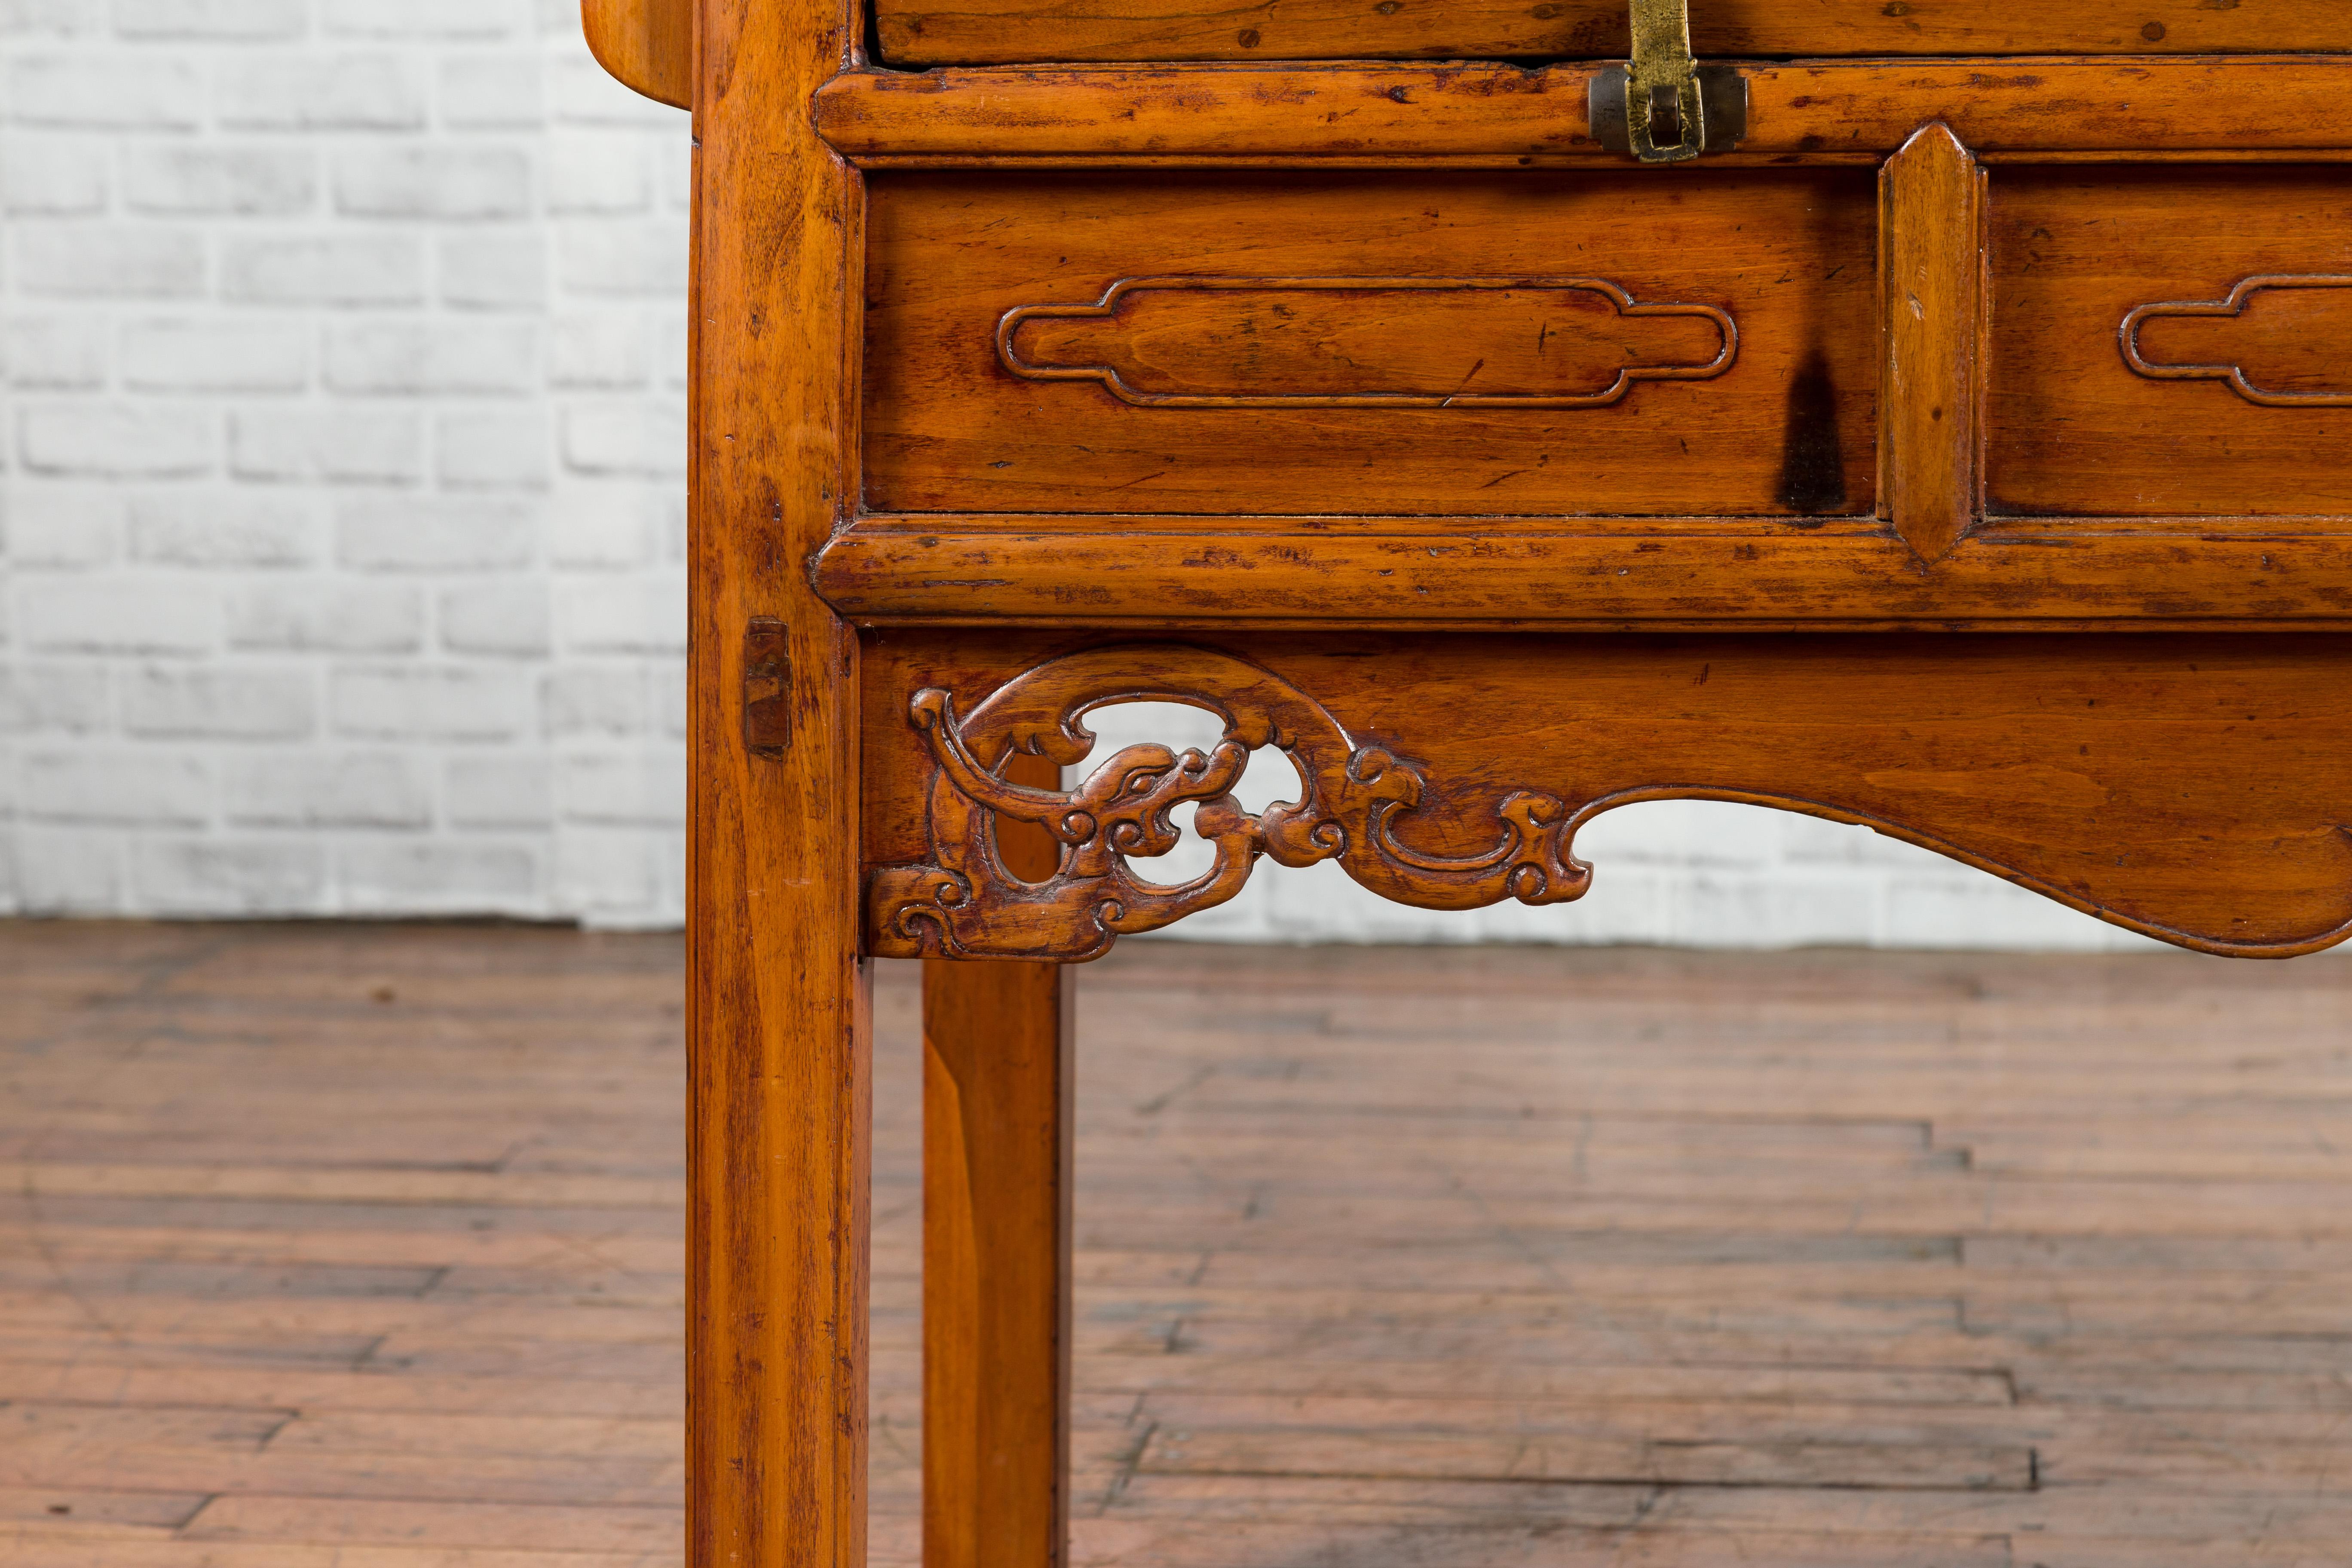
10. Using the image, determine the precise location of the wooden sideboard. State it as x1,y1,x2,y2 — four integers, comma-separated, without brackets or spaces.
587,0,2352,1560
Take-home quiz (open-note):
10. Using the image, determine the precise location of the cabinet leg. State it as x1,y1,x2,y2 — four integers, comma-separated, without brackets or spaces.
923,959,1075,1568
922,747,1075,1568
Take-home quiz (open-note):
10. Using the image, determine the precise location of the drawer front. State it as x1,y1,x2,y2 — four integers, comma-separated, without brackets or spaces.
874,0,2352,66
1990,167,2352,518
863,171,1878,518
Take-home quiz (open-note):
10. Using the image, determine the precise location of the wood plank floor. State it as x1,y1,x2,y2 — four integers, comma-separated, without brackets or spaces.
3,922,2350,1566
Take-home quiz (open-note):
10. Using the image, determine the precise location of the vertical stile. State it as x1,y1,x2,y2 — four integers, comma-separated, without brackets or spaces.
1879,122,1989,562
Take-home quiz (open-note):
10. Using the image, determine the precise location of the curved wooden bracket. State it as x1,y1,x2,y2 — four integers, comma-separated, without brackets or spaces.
865,638,2352,963
583,0,693,110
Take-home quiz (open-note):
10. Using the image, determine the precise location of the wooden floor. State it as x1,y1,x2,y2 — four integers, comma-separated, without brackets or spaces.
3,925,2351,1566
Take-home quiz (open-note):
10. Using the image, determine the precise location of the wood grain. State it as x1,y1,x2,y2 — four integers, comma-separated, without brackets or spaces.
924,753,1074,1568
15,924,2352,1565
858,631,2352,958
814,525,2352,626
581,0,692,110
686,0,866,1562
814,59,2352,164
863,171,1877,518
1879,123,1986,562
867,0,2352,66
1989,166,2352,517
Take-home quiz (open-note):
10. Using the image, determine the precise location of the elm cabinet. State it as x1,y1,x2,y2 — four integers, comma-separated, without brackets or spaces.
584,0,2352,1559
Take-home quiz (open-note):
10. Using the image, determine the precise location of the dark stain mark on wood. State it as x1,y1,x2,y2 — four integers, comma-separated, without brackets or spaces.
1777,349,1849,514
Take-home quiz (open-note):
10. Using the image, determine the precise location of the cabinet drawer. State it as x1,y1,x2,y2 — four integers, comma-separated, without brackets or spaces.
863,171,1877,518
873,0,2352,67
1990,167,2352,518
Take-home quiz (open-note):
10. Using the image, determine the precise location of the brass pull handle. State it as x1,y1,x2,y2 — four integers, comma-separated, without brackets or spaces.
1588,0,1747,164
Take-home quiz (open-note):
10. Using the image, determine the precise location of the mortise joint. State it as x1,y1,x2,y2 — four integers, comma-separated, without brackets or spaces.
744,618,791,757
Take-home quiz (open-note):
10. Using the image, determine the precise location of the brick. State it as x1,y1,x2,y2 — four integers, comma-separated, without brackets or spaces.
4,484,125,566
548,133,648,215
332,665,530,743
15,831,125,915
10,54,205,128
438,409,549,491
547,487,657,568
337,839,542,914
334,146,532,221
337,497,535,570
22,750,209,825
440,232,545,310
3,317,110,389
556,574,684,655
19,403,215,478
117,0,308,36
550,53,684,128
323,321,537,396
654,665,687,738
560,401,684,478
321,0,527,38
16,575,215,654
123,664,315,739
1,136,109,214
540,665,649,737
440,579,549,656
659,134,692,213
135,838,327,913
227,580,421,652
559,219,687,296
12,224,206,298
441,54,542,130
548,313,648,390
1,0,106,35
129,492,317,567
124,318,310,393
231,407,420,484
660,490,687,562
221,234,423,305
0,665,110,733
557,749,682,826
553,826,658,923
216,54,425,131
657,311,688,391
226,750,430,828
446,753,551,828
123,144,317,217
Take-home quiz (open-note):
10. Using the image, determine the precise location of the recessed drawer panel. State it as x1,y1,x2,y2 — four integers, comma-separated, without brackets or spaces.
873,0,2352,66
1989,167,2352,518
863,171,1877,518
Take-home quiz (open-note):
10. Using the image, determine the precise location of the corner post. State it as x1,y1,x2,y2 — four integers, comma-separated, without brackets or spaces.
686,0,869,1562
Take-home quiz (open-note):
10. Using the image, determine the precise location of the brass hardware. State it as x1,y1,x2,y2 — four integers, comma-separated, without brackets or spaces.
1589,0,1747,163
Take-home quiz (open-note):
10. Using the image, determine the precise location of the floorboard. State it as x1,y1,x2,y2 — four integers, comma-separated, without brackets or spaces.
2,922,2348,1565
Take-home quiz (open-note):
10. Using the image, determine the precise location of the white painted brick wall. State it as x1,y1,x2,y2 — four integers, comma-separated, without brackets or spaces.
0,3,2176,947
2,0,686,925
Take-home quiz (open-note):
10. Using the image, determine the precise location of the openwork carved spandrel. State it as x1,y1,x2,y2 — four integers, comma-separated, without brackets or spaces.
867,647,1589,961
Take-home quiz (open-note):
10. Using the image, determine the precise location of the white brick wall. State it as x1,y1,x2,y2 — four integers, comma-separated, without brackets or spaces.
2,0,686,925
0,3,2172,947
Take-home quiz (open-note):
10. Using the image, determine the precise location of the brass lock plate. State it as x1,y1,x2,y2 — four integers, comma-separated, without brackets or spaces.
1589,0,1747,162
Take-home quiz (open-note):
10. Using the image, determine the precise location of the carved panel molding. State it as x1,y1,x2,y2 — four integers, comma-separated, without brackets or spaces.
2121,274,2352,405
996,276,1738,408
